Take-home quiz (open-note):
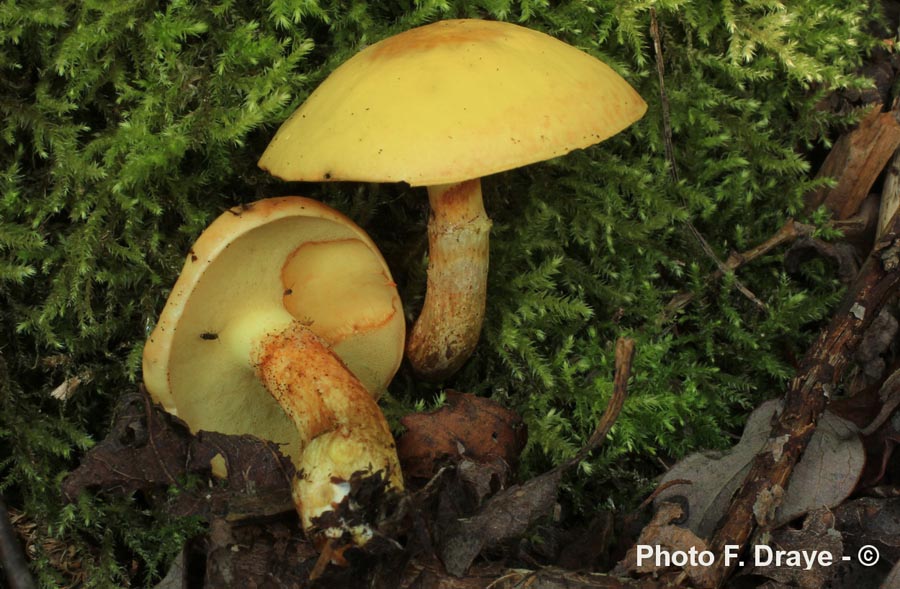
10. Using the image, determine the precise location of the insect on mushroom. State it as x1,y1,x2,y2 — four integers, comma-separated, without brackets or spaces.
259,19,647,380
142,196,405,549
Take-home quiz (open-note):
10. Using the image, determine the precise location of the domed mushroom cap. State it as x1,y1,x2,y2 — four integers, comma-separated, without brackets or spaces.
258,19,647,187
142,197,405,462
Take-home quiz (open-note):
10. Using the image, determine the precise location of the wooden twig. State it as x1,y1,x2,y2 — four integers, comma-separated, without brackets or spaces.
0,495,36,589
806,103,900,219
650,8,677,185
141,387,180,487
704,209,900,588
649,8,764,310
572,337,636,465
664,219,815,318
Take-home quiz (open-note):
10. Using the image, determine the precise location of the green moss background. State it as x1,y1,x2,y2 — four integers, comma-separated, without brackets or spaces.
0,0,883,585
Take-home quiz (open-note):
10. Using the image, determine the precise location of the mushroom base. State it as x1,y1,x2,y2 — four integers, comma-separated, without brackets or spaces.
250,321,403,544
407,179,492,380
306,467,403,561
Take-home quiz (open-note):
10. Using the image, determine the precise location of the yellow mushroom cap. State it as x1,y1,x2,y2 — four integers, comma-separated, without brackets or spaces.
142,197,405,462
259,19,647,187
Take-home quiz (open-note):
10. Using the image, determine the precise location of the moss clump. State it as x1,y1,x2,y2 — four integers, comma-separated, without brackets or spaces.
1,0,880,585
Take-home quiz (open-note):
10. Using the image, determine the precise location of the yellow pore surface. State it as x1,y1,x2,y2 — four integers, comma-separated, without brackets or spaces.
259,19,647,187
141,197,404,461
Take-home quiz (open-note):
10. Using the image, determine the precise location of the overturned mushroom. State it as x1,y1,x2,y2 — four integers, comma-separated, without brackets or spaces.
259,19,647,380
142,196,405,544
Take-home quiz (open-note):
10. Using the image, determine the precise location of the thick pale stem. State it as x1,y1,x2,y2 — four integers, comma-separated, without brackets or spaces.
250,321,402,542
407,179,492,380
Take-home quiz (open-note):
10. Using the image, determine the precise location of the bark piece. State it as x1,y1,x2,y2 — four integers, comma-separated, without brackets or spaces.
806,104,900,219
879,148,900,239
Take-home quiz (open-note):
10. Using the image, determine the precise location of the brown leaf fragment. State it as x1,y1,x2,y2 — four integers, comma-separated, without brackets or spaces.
654,400,864,538
62,388,295,522
61,391,191,499
615,501,717,588
438,465,563,577
835,497,900,560
456,456,511,506
743,508,843,589
398,391,526,480
169,430,295,520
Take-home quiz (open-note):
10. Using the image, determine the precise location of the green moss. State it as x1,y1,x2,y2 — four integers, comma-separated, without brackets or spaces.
1,0,880,584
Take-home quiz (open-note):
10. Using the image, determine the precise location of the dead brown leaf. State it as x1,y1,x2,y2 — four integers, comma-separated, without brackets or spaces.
62,389,295,522
397,391,526,480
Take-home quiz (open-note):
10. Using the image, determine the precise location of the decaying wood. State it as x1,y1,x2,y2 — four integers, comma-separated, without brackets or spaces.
806,103,900,219
703,209,900,588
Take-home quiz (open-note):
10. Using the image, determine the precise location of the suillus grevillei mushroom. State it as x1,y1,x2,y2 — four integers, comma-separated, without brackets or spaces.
258,19,647,381
142,196,405,545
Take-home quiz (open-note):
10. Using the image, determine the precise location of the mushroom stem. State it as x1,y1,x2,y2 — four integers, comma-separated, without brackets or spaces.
407,179,492,380
251,321,403,543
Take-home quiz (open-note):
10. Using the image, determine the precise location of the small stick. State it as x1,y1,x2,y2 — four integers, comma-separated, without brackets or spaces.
650,8,677,184
573,337,636,464
663,219,815,319
0,495,36,589
637,479,692,511
650,8,764,310
309,538,336,581
141,390,180,487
